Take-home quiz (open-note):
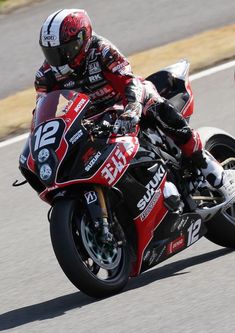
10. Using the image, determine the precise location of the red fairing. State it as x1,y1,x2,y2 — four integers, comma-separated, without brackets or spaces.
181,81,194,119
27,153,35,173
131,174,168,276
95,136,139,186
166,234,185,255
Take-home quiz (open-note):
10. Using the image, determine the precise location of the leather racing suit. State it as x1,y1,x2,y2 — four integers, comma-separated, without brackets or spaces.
34,34,199,157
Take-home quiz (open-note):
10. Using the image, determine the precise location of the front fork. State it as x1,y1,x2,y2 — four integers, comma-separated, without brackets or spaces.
83,186,113,243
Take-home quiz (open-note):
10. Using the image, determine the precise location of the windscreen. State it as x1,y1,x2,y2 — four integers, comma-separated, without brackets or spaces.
34,90,77,127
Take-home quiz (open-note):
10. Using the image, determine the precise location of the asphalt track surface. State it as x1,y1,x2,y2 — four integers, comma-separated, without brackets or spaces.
1,1,235,333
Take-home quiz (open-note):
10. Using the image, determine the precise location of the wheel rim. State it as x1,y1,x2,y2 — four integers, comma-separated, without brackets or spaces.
80,215,122,270
208,141,235,225
210,142,235,162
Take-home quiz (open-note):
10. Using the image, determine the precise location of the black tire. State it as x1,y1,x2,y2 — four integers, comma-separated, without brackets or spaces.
50,199,131,298
204,134,235,249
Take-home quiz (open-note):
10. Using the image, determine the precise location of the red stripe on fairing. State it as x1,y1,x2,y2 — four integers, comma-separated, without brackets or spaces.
181,82,194,118
131,176,168,276
27,151,35,173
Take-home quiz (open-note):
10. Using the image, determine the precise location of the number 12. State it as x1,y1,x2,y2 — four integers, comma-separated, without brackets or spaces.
34,121,59,151
187,219,202,246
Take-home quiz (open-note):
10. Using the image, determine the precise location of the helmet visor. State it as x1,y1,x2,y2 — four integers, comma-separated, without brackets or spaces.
41,37,84,67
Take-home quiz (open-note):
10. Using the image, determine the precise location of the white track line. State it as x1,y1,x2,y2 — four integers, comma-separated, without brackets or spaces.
1,59,235,149
0,132,29,148
190,59,235,81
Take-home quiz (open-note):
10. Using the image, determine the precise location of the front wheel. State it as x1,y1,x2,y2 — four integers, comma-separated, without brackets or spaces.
50,199,131,298
204,134,235,249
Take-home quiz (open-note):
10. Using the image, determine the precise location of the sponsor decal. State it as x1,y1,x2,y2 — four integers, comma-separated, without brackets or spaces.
148,245,166,265
64,80,75,88
69,129,83,144
92,91,116,102
137,165,166,211
102,46,110,57
101,146,127,185
84,191,97,204
89,86,113,99
88,61,101,74
167,235,185,255
89,74,102,83
140,189,161,221
43,34,57,41
143,250,151,262
74,98,87,113
85,151,101,172
87,48,97,61
112,61,128,73
170,215,190,232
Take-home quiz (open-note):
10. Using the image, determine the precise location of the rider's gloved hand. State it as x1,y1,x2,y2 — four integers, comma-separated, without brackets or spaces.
118,102,142,134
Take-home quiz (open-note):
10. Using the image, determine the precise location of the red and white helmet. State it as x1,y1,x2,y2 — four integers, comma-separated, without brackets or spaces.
39,9,92,74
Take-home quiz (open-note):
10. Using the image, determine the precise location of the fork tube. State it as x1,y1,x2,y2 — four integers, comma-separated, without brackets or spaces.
94,186,112,241
94,186,108,219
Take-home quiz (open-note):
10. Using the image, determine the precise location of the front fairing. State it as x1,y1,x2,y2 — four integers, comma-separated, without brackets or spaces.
19,90,90,193
19,89,140,202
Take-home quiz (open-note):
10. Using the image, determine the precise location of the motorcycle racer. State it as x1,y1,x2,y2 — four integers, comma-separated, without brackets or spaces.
33,8,235,207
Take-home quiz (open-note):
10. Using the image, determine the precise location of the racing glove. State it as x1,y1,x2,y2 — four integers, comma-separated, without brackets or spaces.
118,101,142,134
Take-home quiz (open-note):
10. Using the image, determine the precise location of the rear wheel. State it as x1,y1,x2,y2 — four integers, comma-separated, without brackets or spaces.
204,134,235,249
50,199,131,298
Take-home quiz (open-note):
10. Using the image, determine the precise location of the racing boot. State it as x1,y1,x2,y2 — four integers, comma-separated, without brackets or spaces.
163,181,184,213
216,170,235,202
192,150,235,204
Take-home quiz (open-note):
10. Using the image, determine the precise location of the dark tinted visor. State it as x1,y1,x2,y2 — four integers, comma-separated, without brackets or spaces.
41,37,84,67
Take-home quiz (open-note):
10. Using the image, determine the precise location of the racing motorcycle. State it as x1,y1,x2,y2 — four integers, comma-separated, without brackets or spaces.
16,59,235,298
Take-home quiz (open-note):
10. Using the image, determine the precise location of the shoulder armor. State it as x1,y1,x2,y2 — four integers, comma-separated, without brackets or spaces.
94,35,132,75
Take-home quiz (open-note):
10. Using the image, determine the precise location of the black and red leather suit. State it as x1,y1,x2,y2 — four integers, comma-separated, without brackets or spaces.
34,34,201,157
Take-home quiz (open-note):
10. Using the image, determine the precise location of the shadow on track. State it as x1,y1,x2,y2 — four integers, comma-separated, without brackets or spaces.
0,248,232,331
0,291,95,331
125,247,233,291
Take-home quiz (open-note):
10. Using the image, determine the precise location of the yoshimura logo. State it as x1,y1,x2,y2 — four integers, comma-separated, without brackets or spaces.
137,165,166,211
101,147,126,185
